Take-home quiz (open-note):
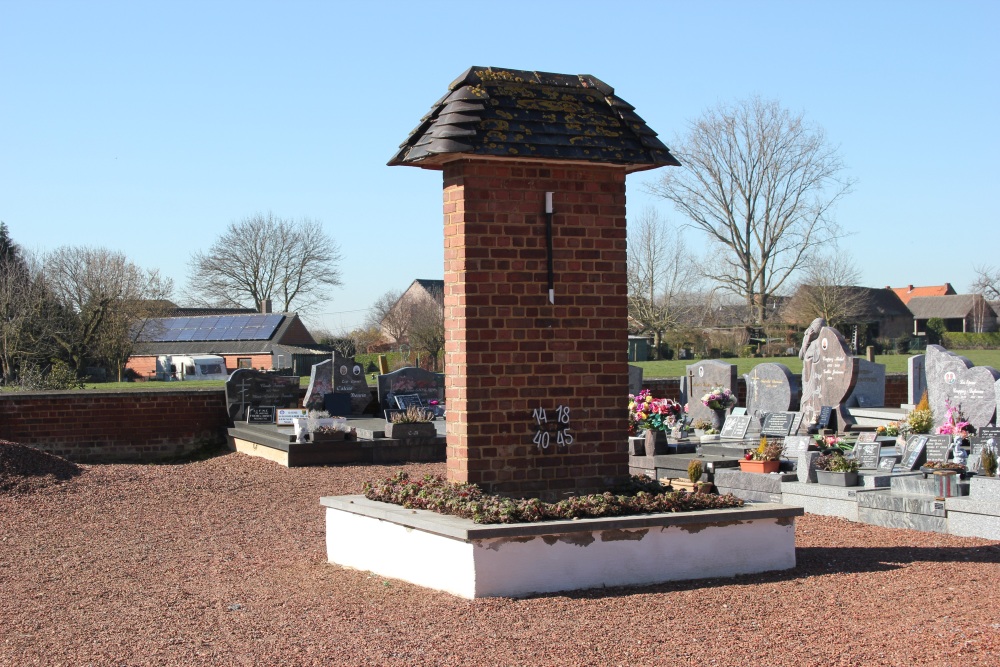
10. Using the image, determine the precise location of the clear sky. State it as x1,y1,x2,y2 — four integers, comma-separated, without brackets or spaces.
2,1,997,335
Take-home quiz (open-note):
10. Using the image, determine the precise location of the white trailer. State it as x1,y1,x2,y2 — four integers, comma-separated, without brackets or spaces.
155,355,229,381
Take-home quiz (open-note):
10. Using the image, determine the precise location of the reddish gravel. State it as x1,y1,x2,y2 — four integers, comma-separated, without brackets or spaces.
2,448,999,666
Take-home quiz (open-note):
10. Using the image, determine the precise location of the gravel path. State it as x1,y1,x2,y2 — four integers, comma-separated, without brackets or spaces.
2,447,999,666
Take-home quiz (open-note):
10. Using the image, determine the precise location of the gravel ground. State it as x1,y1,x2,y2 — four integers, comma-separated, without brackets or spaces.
2,445,1000,666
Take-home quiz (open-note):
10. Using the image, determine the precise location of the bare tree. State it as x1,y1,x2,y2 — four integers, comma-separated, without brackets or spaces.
626,207,700,357
46,246,173,377
409,298,445,371
649,96,854,324
366,289,410,345
782,256,870,332
972,265,1000,301
186,212,342,315
350,326,385,355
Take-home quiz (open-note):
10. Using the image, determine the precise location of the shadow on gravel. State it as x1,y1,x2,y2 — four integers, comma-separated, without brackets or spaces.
0,440,82,494
525,543,1000,600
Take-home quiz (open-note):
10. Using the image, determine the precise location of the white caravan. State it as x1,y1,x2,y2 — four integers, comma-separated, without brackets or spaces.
155,355,229,381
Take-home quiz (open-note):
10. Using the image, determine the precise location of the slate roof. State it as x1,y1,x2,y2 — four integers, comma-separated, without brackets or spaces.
907,294,997,319
389,66,679,172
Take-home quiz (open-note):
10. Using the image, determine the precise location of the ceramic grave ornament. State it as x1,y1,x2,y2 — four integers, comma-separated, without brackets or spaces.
925,345,999,429
799,318,859,429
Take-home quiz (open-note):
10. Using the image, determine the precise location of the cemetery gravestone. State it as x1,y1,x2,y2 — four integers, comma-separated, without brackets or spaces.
628,365,643,396
908,354,926,406
857,442,881,469
225,368,301,423
744,363,800,416
685,360,737,424
246,406,276,424
378,367,445,413
847,359,886,408
878,457,896,472
924,435,952,463
761,412,794,437
303,358,333,412
925,345,1000,430
816,406,833,430
799,319,859,430
719,414,752,440
332,353,373,415
901,436,928,471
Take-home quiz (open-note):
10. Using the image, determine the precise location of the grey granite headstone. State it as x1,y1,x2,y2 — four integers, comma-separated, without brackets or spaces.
744,363,800,415
847,359,885,408
908,354,926,405
796,451,820,483
628,364,643,396
685,360,737,424
377,366,445,412
332,353,373,415
303,358,333,411
925,345,1000,429
799,324,859,429
225,368,301,422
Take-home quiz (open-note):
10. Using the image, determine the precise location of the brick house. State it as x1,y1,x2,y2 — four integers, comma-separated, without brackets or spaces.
380,278,444,344
908,293,998,335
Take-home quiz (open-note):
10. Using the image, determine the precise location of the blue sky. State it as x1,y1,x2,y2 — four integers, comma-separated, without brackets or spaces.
2,1,997,334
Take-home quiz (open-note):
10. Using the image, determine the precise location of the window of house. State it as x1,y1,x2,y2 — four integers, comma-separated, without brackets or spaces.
237,358,253,369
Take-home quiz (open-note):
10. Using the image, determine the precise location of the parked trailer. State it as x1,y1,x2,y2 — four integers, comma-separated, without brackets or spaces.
155,355,229,381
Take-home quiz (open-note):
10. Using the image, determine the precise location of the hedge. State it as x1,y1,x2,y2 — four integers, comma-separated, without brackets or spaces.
941,332,1000,350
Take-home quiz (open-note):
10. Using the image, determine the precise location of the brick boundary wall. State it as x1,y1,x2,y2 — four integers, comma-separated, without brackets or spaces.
0,390,231,463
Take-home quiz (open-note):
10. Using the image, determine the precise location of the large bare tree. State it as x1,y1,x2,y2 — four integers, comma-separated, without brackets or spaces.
46,246,173,377
649,96,854,324
972,265,1000,301
626,207,700,357
366,289,410,345
186,212,342,314
409,298,445,370
782,256,870,332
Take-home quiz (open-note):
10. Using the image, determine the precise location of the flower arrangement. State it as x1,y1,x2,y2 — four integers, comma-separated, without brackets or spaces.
389,405,435,424
907,392,933,434
812,434,850,452
875,422,902,438
936,399,974,436
921,460,966,471
815,452,860,473
628,389,683,433
701,387,737,410
745,436,783,462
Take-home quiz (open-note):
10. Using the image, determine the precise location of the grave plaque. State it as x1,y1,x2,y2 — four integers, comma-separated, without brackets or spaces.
908,354,926,406
225,369,301,423
785,435,813,454
847,359,886,408
744,363,800,415
246,405,276,424
685,360,737,424
277,408,307,425
331,353,373,415
856,432,878,444
731,407,747,416
857,442,881,469
924,435,952,463
377,366,445,412
395,394,424,409
901,435,928,471
719,414,751,440
761,412,794,437
816,406,833,429
628,364,643,396
878,457,896,472
799,320,859,429
925,345,1000,429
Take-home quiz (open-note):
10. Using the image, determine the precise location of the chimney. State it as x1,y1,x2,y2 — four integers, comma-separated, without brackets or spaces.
908,285,914,292
261,299,272,314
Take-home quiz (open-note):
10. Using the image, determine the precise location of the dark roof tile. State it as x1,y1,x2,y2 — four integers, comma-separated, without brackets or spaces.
389,66,679,172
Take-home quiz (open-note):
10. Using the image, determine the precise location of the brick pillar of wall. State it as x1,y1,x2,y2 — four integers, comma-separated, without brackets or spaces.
442,159,629,500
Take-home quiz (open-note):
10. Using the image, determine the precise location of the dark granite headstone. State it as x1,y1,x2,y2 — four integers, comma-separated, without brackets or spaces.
856,442,881,469
225,369,300,422
719,414,751,440
761,412,794,437
800,324,859,429
925,345,1000,429
816,406,833,429
332,353,372,415
847,359,886,408
685,360,737,425
878,457,896,472
246,405,276,424
628,364,643,396
901,435,928,471
744,363,800,416
908,354,926,405
377,366,445,412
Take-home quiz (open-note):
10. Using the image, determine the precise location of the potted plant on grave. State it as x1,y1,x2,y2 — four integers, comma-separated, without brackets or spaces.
740,437,783,473
691,419,712,439
310,421,354,443
981,447,998,478
906,393,933,435
701,386,737,431
385,405,437,440
814,452,861,486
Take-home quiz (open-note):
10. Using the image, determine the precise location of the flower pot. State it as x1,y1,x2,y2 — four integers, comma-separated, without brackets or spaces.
710,409,727,431
384,422,437,440
815,470,859,486
739,460,780,474
310,431,347,443
644,429,669,456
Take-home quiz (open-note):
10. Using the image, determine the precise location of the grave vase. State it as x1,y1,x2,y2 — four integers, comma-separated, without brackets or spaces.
710,409,727,432
644,429,669,456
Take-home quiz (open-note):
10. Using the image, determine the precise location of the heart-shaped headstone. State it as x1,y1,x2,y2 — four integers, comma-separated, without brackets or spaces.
925,345,999,428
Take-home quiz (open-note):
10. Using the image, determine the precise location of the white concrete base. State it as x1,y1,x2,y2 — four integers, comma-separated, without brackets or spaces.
321,495,802,598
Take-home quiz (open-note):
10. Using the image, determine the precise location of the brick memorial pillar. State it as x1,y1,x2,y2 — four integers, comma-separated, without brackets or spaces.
390,67,678,499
